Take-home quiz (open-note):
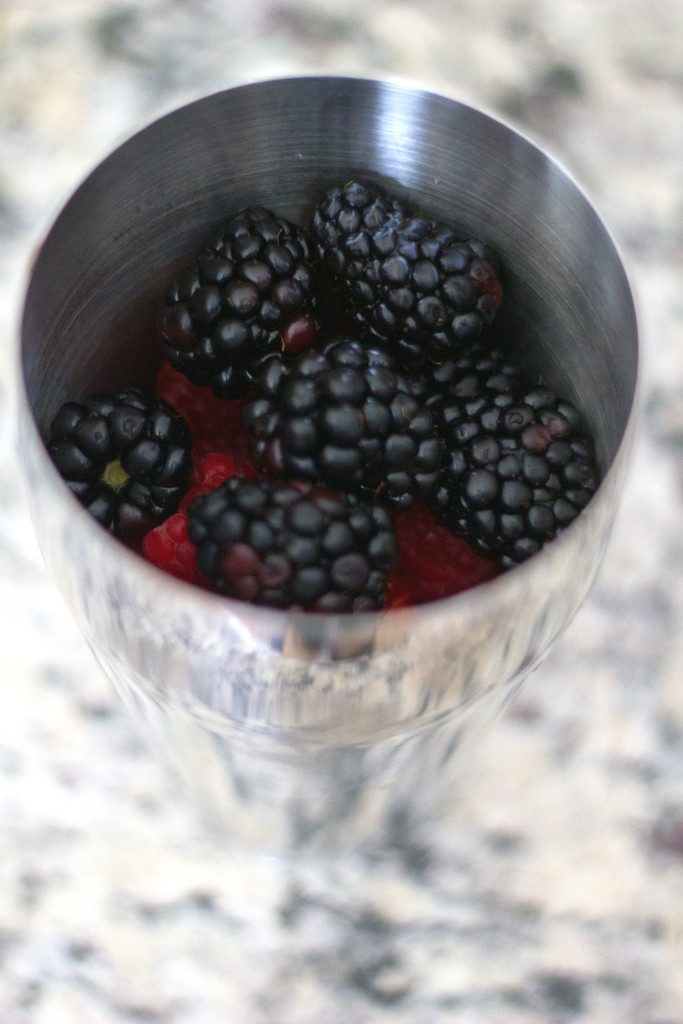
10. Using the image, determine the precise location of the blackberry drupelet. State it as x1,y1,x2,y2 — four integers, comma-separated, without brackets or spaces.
311,181,503,367
431,379,599,568
188,478,397,611
242,338,444,508
160,207,319,399
49,389,192,544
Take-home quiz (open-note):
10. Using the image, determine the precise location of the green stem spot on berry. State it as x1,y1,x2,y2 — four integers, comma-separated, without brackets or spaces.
101,459,130,492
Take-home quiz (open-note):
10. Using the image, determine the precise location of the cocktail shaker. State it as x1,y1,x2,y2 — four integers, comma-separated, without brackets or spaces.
18,77,638,854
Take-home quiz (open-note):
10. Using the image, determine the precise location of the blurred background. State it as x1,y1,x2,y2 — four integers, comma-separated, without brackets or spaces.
0,2,681,1022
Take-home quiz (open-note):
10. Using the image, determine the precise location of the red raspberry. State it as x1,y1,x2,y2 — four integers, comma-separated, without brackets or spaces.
181,452,256,511
155,361,256,470
386,502,499,608
142,511,203,585
142,452,244,585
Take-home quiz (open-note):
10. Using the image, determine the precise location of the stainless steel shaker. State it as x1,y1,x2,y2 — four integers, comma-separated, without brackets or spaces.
18,77,638,853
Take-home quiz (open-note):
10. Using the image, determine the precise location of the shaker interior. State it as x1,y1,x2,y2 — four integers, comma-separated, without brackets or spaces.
21,78,637,477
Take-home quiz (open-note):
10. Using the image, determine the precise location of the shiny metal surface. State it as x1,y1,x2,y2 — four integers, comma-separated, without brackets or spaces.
19,78,638,852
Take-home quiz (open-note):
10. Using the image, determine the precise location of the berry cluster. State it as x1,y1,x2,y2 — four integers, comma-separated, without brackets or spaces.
311,180,503,366
243,338,443,507
189,479,396,611
48,389,191,545
160,207,318,399
46,179,599,612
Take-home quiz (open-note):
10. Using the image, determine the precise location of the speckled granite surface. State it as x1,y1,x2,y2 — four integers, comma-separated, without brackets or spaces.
0,2,682,1022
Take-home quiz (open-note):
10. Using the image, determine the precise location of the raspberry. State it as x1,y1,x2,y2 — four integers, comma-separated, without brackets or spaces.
182,452,256,509
155,361,256,470
142,511,202,585
142,451,243,584
386,502,499,607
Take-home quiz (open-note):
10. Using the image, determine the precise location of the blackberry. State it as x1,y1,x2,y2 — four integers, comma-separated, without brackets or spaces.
311,181,503,367
188,478,397,611
160,207,319,399
348,221,503,366
48,389,192,545
311,180,408,278
408,341,523,410
242,338,444,508
431,381,599,568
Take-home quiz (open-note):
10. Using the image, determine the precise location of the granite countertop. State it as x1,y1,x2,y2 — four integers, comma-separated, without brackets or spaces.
0,2,681,1022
